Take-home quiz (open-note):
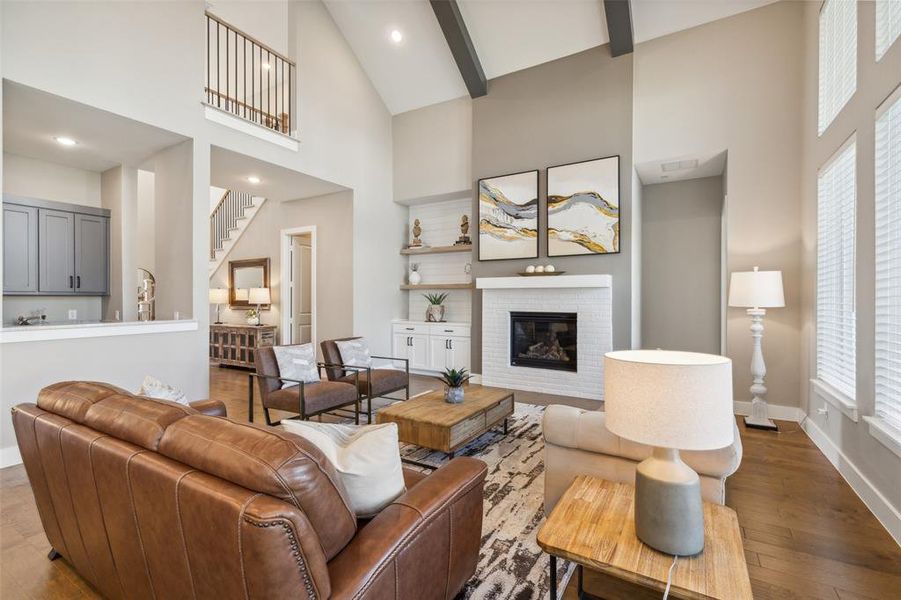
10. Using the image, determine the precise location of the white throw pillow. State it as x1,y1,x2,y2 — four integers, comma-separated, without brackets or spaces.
138,375,188,405
336,338,373,368
273,344,320,389
280,420,405,518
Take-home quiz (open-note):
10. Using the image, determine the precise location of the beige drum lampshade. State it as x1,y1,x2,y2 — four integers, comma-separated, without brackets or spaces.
249,287,271,305
604,350,734,451
209,288,228,304
728,268,785,309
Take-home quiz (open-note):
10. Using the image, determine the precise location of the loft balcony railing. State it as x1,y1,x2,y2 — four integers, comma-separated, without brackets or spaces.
205,11,295,136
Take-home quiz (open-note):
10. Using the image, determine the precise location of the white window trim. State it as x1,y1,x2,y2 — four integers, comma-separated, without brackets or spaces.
810,378,858,422
863,416,901,459
870,83,901,456
815,133,857,401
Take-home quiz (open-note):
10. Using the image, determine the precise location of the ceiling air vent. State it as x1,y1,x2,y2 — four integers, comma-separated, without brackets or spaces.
660,159,699,172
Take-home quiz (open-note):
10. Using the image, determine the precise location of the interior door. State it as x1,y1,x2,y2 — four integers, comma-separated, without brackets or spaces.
74,214,109,294
291,236,313,344
38,209,75,293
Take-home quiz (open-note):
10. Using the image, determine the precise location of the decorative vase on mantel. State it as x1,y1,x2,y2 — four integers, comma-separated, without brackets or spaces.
437,368,470,404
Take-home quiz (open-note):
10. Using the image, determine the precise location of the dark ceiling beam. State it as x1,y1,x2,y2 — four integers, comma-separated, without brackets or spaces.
604,0,634,57
429,0,487,98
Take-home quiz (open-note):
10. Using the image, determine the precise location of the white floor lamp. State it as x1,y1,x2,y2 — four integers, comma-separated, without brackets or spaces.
728,267,784,431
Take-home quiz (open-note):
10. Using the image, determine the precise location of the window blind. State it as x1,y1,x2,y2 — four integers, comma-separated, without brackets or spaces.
817,141,856,400
875,93,901,433
876,0,901,60
819,0,857,135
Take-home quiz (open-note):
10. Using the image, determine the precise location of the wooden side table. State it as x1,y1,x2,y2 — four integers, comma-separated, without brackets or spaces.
537,475,752,600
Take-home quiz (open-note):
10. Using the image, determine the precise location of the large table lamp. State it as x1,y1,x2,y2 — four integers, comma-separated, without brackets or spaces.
249,287,270,326
209,288,228,324
728,267,784,431
605,350,734,556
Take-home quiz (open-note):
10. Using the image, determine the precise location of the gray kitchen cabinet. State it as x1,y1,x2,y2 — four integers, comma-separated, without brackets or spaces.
3,195,110,296
2,204,39,293
74,214,109,294
39,209,76,293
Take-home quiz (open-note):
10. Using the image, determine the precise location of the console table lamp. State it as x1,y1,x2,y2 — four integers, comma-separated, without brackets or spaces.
249,287,270,327
209,288,228,324
728,267,784,431
605,350,734,556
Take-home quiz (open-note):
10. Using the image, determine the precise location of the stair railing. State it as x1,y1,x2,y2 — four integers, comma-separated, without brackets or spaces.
210,190,255,259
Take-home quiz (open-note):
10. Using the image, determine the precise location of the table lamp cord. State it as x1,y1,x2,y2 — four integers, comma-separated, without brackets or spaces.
662,555,679,599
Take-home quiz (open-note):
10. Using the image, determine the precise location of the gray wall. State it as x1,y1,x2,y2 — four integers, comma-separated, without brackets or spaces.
641,176,723,354
471,45,634,371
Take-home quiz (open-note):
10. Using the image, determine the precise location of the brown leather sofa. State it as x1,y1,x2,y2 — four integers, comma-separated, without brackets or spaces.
13,381,487,599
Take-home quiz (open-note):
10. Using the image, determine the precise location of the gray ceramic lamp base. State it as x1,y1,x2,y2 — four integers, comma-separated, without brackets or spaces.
634,447,705,557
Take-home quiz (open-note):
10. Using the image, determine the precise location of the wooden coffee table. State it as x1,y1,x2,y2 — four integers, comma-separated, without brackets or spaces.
537,475,752,600
376,384,514,457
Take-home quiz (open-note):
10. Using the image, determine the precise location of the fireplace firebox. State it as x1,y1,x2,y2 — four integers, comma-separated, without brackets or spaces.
510,312,577,372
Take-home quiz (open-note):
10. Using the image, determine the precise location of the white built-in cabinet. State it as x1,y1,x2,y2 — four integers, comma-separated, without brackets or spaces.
392,321,470,373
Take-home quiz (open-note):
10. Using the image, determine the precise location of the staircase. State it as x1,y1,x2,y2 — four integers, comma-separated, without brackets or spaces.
209,190,266,275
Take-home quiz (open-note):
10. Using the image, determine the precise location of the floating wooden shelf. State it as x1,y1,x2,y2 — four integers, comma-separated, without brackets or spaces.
400,283,474,291
400,244,472,255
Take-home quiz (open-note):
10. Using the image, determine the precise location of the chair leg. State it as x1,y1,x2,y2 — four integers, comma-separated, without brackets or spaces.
263,407,273,426
405,385,409,400
367,396,373,423
355,397,360,425
48,548,61,561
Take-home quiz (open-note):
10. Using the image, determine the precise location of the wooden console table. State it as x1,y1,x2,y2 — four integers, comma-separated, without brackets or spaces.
537,475,752,600
209,324,276,369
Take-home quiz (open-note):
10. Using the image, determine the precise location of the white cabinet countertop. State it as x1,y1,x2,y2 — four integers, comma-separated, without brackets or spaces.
0,319,199,344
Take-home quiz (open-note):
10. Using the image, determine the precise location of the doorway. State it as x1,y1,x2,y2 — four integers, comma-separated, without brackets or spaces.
279,226,316,347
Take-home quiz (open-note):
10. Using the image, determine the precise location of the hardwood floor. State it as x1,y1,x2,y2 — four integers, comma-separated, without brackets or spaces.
0,366,898,599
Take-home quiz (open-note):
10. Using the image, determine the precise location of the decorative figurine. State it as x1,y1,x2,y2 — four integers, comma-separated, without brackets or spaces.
455,214,472,245
409,219,423,248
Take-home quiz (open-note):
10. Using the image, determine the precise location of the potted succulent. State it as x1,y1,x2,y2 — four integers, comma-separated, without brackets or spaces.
423,292,448,322
438,368,470,403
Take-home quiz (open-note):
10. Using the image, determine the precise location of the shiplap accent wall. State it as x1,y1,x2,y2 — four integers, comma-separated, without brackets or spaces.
407,197,472,323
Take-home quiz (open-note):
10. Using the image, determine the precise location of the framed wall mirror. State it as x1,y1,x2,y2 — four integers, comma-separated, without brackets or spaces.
229,258,270,308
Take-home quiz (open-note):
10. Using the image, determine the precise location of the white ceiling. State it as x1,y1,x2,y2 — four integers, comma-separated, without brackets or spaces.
325,0,778,115
210,146,347,202
2,81,188,172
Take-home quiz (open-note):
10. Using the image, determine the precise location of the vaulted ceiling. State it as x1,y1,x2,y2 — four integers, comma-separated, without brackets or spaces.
323,0,778,115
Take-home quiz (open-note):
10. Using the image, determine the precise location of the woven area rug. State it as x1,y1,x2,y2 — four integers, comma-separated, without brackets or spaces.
395,402,575,600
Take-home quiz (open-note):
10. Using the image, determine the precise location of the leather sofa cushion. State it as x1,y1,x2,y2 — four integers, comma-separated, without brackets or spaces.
339,368,407,397
159,415,357,561
264,381,357,415
37,381,129,423
542,405,742,479
39,381,197,451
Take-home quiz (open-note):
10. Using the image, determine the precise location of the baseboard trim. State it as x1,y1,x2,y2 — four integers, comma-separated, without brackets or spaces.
800,417,901,545
733,400,804,422
1,446,22,469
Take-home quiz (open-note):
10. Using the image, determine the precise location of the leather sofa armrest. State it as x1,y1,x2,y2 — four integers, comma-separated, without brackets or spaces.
188,399,227,417
327,457,487,600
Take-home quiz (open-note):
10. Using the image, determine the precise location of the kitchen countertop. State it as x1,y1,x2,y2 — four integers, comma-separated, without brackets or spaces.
0,319,199,344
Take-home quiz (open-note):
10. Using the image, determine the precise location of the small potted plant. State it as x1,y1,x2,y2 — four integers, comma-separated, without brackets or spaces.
423,292,448,322
245,308,258,325
438,368,470,403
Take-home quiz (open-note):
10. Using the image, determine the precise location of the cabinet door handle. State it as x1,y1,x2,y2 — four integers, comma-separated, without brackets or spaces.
405,327,414,331
444,329,453,333
69,276,74,289
449,339,453,350
76,276,81,289
407,336,412,346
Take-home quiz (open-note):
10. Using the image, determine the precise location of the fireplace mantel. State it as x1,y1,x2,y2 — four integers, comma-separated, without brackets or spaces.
476,274,612,290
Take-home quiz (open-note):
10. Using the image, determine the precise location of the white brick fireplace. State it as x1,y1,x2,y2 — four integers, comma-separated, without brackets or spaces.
476,275,612,400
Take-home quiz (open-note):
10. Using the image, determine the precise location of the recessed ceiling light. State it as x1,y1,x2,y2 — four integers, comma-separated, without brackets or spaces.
247,176,261,184
262,62,271,70
390,29,403,44
55,136,77,147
